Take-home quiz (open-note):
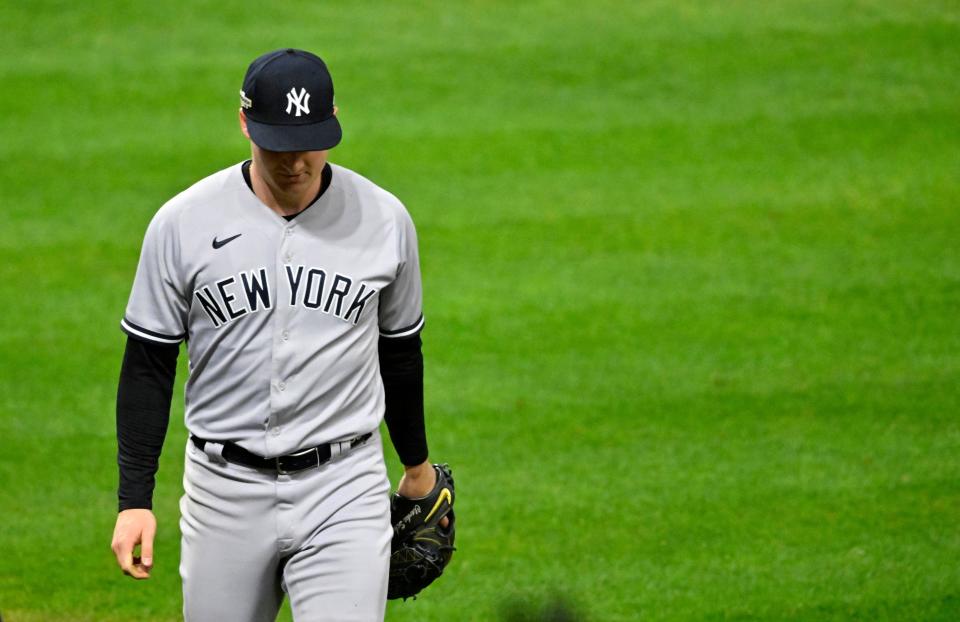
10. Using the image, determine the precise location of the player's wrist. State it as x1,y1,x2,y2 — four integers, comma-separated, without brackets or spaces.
401,460,434,478
397,461,438,499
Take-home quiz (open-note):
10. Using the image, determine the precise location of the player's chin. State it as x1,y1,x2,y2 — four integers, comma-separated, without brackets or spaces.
281,173,310,185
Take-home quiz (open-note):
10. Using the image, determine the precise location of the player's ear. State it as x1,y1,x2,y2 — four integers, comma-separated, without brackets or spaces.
333,105,338,117
239,109,251,140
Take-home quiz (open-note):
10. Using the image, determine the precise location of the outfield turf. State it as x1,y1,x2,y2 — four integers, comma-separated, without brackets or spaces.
1,1,959,620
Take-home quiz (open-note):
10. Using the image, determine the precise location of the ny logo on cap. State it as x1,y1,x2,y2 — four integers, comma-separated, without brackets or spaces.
286,87,311,117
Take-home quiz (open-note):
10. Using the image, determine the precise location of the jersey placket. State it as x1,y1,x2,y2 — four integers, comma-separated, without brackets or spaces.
265,220,299,456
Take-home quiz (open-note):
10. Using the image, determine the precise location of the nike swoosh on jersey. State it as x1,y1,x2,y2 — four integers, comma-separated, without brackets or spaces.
212,233,242,249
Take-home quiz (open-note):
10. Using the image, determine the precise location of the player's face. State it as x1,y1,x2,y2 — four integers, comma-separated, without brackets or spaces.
238,109,330,197
251,144,328,194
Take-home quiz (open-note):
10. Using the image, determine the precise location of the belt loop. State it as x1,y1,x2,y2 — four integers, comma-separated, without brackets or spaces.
203,441,227,465
329,440,349,460
329,433,370,461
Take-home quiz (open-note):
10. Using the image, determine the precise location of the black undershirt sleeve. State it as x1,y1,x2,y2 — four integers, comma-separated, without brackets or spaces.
379,334,428,466
116,336,179,511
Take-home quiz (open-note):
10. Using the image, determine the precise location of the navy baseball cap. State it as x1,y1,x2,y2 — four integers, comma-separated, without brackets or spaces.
240,48,342,152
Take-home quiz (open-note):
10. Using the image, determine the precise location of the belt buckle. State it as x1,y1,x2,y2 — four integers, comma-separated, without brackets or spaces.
276,446,319,475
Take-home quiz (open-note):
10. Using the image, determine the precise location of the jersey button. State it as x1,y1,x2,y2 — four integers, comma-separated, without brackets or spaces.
271,427,282,436
278,381,286,391
281,331,290,341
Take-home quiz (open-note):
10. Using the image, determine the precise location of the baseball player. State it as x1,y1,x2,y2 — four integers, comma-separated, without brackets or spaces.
110,48,446,621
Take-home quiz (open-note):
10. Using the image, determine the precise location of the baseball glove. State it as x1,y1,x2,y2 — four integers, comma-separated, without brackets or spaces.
387,463,456,600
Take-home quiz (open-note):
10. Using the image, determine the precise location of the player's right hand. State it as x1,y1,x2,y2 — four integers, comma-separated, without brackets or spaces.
111,508,157,580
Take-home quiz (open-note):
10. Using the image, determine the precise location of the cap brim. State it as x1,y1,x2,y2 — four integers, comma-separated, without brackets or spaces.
246,114,342,152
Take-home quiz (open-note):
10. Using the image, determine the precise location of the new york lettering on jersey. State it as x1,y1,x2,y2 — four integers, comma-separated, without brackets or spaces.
193,265,378,328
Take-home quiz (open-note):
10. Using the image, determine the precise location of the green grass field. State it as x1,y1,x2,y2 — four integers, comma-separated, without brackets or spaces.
1,1,958,620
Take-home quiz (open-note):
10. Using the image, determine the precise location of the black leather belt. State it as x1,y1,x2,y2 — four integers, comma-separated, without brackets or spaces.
190,432,372,474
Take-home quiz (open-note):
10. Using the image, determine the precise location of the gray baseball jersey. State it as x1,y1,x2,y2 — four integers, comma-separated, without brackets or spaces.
121,161,424,457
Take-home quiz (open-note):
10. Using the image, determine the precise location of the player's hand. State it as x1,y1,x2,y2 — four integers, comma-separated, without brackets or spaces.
111,508,157,580
397,461,450,528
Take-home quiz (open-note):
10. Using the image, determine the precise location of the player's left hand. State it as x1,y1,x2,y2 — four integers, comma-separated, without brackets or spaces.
388,463,456,600
397,461,449,527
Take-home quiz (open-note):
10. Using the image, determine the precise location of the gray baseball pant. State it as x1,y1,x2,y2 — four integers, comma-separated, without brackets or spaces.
179,429,392,621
